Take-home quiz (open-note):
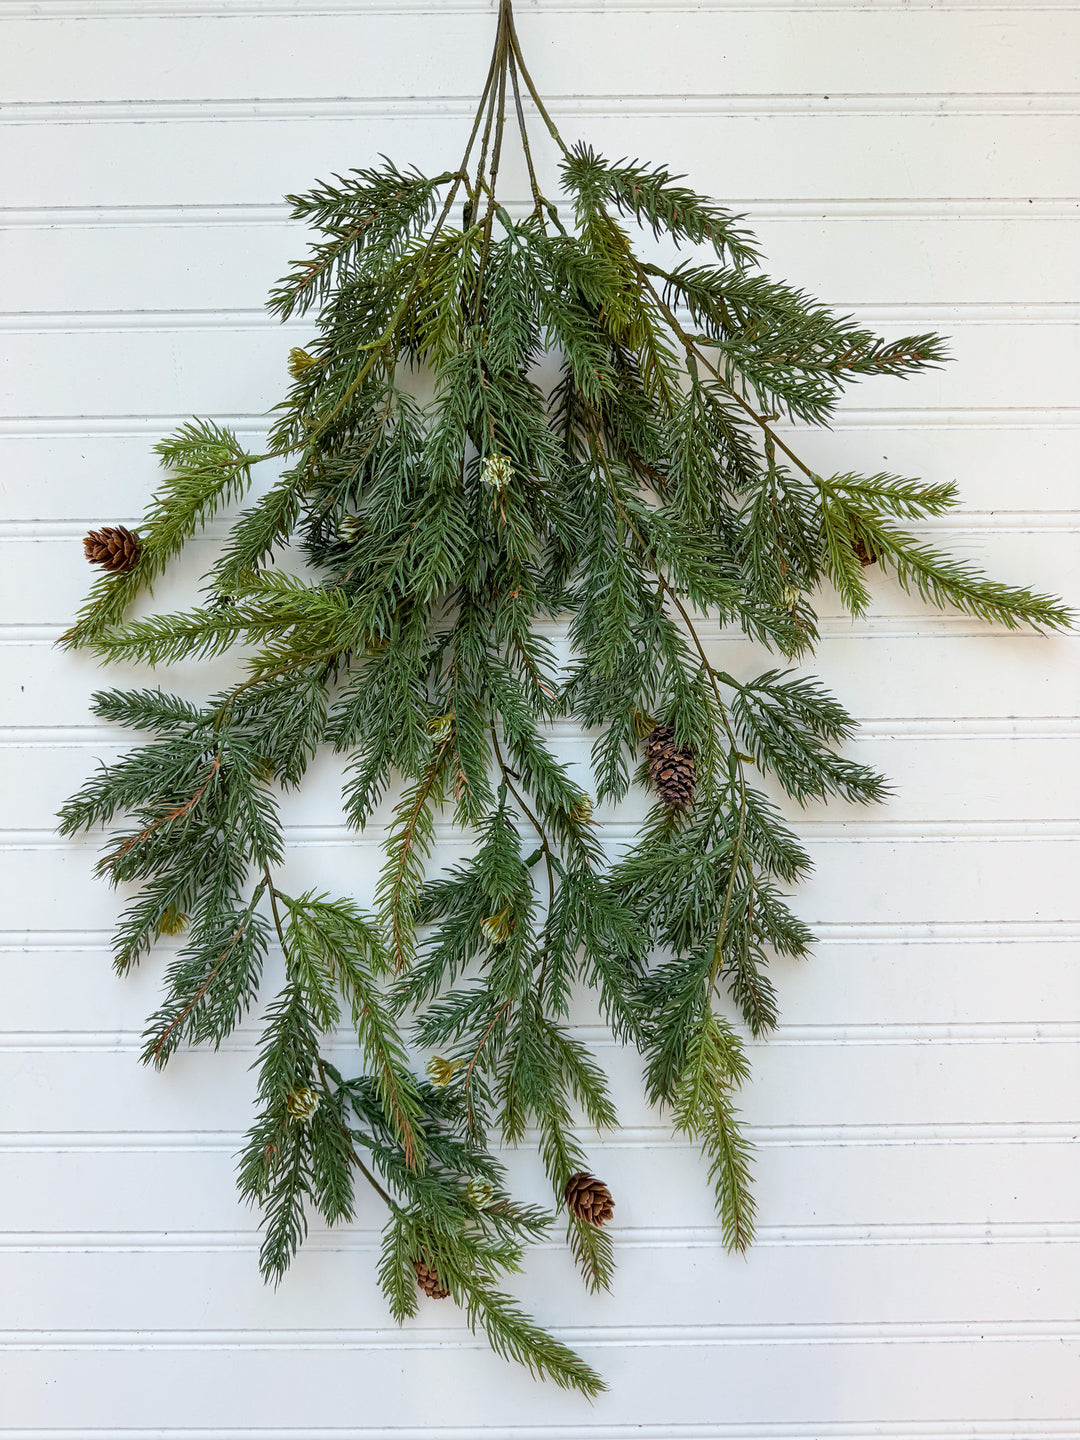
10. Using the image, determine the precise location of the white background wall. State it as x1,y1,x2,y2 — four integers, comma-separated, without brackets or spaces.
2,1,1080,1435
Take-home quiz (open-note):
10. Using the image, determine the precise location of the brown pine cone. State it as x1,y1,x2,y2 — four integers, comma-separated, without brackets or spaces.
645,724,697,809
563,1172,614,1227
852,536,877,567
83,525,142,573
413,1258,450,1299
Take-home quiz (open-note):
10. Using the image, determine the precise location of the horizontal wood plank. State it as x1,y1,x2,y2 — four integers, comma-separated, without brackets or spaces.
1,1339,1076,1427
3,113,1079,209
4,1033,1079,1134
5,216,1080,314
2,421,1077,520
3,11,1080,103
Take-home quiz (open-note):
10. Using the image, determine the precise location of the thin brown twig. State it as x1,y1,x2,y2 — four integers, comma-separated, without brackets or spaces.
630,251,822,487
385,738,453,970
146,882,270,1061
505,3,570,155
507,45,545,218
102,756,221,869
462,997,514,1131
476,0,512,298
584,427,751,986
264,875,416,1193
314,1056,397,1209
487,721,556,916
289,18,509,450
148,967,218,1059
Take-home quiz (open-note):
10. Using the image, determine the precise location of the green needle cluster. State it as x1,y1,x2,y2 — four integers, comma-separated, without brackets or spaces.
58,0,1070,1395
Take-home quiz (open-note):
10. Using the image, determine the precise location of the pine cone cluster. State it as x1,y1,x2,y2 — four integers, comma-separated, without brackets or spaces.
413,1258,450,1299
645,724,697,809
83,525,142,573
563,1172,614,1227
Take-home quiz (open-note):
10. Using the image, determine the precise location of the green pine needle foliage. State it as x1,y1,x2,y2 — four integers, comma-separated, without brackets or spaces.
58,0,1070,1395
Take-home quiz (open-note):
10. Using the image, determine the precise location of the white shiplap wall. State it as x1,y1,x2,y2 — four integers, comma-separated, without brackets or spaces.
2,1,1080,1435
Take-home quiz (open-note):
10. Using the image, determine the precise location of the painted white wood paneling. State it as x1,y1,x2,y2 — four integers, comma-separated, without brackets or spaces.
6,215,1080,316
4,421,1078,520
4,1341,1080,1432
7,1240,1080,1332
3,1,1079,1435
4,528,1078,628
6,1035,1080,1134
6,936,1080,1033
5,10,1080,99
4,318,1079,418
4,112,1080,209
11,728,1080,832
6,1138,1080,1235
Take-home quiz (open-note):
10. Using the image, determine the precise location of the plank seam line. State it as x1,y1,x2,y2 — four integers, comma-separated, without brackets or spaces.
0,1425,1075,1440
4,716,1080,744
6,512,1080,539
8,819,1080,848
5,920,1079,946
4,199,1080,226
0,618,1065,643
8,0,1080,15
0,1427,1077,1440
6,1021,1079,1052
0,1429,1075,1440
6,1222,1080,1253
5,408,1079,437
7,1320,1080,1350
10,0,1080,14
3,1123,1078,1152
7,302,1080,331
7,93,1080,124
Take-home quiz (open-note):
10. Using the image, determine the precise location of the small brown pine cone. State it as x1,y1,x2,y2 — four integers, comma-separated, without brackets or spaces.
413,1258,450,1300
83,525,142,573
645,724,697,809
852,536,877,568
563,1172,614,1227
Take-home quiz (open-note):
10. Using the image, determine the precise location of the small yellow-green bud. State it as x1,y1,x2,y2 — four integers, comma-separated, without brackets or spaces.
466,1179,495,1208
284,1086,320,1124
426,713,455,743
288,347,320,379
159,906,188,936
481,454,513,493
479,905,514,945
631,708,658,741
426,1056,461,1088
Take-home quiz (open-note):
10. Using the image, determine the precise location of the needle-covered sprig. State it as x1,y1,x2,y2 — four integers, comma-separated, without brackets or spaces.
60,0,1071,1396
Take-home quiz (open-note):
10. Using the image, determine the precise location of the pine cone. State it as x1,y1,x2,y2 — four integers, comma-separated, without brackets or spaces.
853,536,877,567
563,1172,614,1227
645,724,697,809
413,1258,450,1299
83,525,141,573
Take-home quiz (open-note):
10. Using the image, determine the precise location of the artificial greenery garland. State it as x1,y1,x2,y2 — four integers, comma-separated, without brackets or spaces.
60,0,1069,1395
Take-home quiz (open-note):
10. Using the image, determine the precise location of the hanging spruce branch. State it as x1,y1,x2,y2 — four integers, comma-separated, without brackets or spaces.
59,0,1070,1395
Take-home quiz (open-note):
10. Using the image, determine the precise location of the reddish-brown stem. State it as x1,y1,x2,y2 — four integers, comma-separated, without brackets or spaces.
102,756,221,869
